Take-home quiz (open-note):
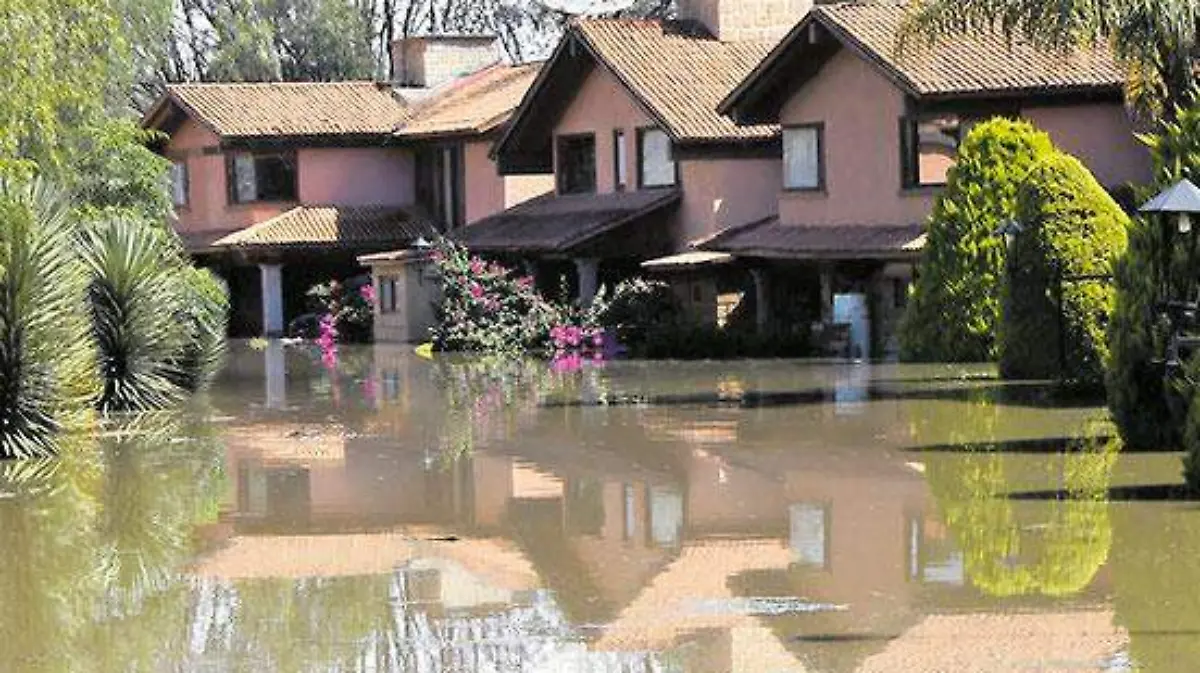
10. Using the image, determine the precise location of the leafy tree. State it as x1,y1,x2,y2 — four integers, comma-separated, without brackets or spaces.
900,118,1056,363
902,0,1200,117
999,152,1130,389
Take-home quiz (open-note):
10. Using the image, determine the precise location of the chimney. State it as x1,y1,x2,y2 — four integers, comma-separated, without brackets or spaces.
677,0,813,42
390,35,500,89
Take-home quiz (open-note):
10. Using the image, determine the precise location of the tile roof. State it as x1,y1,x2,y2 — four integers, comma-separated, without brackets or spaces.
212,205,439,250
816,2,1124,97
699,217,925,259
177,227,245,254
456,188,681,253
396,63,542,139
160,82,410,138
575,20,779,142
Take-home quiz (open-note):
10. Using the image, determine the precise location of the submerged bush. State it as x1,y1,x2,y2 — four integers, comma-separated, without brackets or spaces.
0,181,99,458
901,118,1057,362
429,239,560,354
591,277,681,353
999,153,1129,389
169,266,229,393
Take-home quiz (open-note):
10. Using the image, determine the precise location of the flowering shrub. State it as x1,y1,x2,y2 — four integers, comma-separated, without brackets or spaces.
306,277,374,344
429,239,561,354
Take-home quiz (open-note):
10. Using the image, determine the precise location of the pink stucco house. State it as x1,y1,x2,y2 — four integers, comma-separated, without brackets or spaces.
458,0,1152,356
143,36,550,336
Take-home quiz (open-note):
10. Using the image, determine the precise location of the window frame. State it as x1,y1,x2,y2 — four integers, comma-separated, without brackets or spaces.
169,157,190,208
225,150,299,205
899,114,962,190
636,126,678,189
556,132,598,195
781,122,826,193
613,128,628,192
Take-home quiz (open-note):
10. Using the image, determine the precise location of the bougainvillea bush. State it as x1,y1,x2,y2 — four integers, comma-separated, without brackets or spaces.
306,278,374,344
428,239,562,354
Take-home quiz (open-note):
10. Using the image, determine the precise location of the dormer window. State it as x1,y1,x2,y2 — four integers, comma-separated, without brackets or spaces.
227,151,298,204
638,128,677,188
783,124,824,191
170,160,189,207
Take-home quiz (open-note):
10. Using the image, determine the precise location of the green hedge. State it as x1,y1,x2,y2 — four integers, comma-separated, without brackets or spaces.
901,118,1057,362
999,153,1129,389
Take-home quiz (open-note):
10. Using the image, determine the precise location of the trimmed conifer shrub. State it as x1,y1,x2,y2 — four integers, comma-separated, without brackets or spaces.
998,153,1129,388
900,118,1057,362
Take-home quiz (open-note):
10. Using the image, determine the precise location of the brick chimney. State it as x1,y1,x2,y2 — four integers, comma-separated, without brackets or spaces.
390,35,500,88
678,0,813,42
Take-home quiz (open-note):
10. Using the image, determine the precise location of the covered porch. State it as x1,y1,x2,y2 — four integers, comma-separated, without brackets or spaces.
197,204,439,337
699,217,925,360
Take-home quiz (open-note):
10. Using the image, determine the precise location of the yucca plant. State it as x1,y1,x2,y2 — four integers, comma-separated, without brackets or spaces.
78,220,193,413
0,179,99,459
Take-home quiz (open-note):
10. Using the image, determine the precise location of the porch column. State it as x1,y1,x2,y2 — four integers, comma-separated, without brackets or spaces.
264,339,287,410
750,268,770,333
574,257,600,306
259,263,284,337
818,262,834,323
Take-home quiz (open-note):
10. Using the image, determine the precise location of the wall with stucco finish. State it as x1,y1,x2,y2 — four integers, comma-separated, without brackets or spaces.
297,147,414,206
677,157,782,244
1021,103,1151,188
554,65,654,196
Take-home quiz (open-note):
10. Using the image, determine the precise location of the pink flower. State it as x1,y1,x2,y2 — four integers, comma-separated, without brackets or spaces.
564,326,582,347
469,283,484,299
469,258,486,275
360,284,377,303
517,276,533,289
592,330,605,348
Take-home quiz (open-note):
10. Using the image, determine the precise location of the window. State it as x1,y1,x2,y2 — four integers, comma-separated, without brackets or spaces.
901,115,961,188
613,129,628,191
228,152,297,203
170,160,189,207
783,124,823,191
378,277,398,314
638,128,676,188
557,134,596,194
416,144,464,231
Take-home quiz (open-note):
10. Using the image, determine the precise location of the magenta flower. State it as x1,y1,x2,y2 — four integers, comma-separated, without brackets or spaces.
469,258,486,275
564,325,582,347
360,284,377,303
517,276,533,289
469,282,484,299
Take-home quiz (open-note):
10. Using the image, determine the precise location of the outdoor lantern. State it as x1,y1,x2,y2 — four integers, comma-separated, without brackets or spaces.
1140,178,1200,297
411,236,432,251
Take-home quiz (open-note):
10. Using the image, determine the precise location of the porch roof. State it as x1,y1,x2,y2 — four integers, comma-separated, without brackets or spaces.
211,205,440,252
455,188,681,254
698,217,926,260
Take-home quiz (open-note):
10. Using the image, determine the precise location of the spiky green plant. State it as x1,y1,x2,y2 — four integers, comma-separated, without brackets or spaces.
78,220,193,413
0,179,99,458
168,266,229,393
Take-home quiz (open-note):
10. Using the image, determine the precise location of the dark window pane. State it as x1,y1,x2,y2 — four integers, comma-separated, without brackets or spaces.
558,135,596,195
254,154,297,201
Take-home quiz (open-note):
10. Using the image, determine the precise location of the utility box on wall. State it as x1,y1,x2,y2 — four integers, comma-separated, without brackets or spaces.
360,249,441,343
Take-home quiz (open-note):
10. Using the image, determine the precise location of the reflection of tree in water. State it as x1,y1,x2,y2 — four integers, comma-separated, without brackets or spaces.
913,387,1116,597
924,433,1117,598
0,409,227,673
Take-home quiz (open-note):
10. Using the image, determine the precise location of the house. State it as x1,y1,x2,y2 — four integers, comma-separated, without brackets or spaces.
713,1,1152,357
142,36,550,337
460,0,810,325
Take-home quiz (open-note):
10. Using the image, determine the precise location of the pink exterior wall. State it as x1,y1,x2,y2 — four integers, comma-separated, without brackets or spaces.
676,157,782,243
554,66,654,195
169,119,291,235
464,139,506,224
164,118,418,235
1021,103,1152,187
779,50,935,227
297,147,414,206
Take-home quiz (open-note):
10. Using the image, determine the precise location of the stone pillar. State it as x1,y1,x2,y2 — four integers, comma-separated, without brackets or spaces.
259,263,284,337
750,268,770,333
818,262,834,324
574,257,600,306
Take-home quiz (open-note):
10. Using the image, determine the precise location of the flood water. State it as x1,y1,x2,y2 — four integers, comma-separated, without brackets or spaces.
3,342,1199,672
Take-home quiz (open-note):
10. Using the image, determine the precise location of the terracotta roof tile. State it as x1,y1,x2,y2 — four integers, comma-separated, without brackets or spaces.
816,2,1124,97
213,205,439,250
576,20,779,142
164,82,410,138
396,63,542,138
456,188,681,253
700,217,925,259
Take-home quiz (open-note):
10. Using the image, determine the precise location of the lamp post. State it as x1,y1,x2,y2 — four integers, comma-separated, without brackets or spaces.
1139,178,1200,375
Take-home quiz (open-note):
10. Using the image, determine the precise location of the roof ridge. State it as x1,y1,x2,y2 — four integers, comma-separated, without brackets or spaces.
167,80,387,89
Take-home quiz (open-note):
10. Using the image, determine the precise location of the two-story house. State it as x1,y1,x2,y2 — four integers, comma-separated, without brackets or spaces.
455,2,810,324
143,36,549,336
711,1,1151,357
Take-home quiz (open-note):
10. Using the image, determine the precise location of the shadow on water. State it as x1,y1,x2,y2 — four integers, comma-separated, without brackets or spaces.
1008,483,1198,502
538,381,1095,411
905,436,1117,454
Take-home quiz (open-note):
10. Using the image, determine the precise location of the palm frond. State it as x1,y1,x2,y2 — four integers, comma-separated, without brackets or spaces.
0,178,100,459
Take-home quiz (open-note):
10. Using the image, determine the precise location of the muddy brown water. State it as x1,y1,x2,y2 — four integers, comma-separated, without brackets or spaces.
1,342,1197,672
